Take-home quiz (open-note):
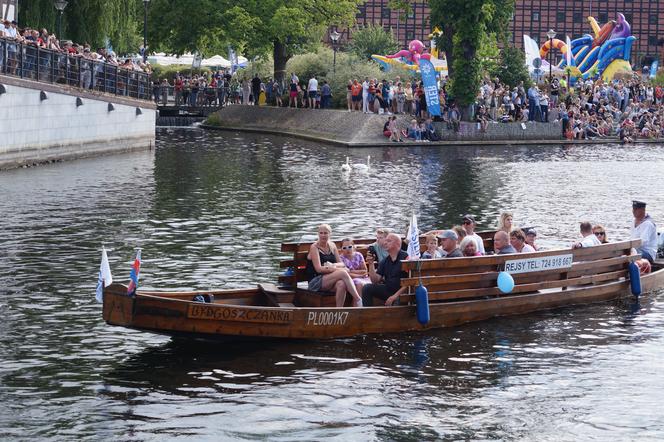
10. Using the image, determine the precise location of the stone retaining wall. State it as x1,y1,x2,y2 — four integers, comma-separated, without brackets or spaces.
207,105,563,146
0,75,156,169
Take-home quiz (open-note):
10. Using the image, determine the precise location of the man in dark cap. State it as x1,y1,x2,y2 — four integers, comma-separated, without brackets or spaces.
631,200,657,263
461,214,486,255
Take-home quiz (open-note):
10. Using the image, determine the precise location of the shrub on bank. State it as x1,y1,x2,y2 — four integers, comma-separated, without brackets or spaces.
286,48,417,108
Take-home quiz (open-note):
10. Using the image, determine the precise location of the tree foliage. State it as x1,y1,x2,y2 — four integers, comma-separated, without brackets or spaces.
146,0,363,82
18,0,141,54
490,46,531,89
430,0,515,108
348,24,400,60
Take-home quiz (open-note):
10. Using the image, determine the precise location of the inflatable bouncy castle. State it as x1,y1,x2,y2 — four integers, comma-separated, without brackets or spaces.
371,27,449,75
524,13,635,83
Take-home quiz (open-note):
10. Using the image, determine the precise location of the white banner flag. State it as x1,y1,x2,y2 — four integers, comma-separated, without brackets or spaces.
407,214,421,260
95,246,113,303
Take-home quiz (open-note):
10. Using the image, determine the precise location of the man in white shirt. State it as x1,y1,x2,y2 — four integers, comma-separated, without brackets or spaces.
461,214,485,255
573,221,602,248
631,200,657,263
307,75,318,109
362,77,369,113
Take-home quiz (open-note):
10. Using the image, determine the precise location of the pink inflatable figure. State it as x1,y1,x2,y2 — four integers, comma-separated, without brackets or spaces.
386,39,431,65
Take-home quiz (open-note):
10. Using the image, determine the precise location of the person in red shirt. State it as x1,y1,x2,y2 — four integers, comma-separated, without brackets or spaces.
351,79,362,111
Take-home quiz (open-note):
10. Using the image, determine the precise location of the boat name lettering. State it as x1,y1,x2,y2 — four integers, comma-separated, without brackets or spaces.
306,311,349,326
504,254,574,274
187,305,293,324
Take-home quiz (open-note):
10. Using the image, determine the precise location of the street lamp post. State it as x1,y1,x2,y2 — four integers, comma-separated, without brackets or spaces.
143,0,150,63
330,29,340,73
53,0,68,39
547,29,556,83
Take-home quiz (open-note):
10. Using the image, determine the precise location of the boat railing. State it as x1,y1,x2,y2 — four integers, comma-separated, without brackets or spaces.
0,36,151,101
399,239,642,303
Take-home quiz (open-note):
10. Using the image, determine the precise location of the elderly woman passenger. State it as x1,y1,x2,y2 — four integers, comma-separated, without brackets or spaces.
460,236,481,257
306,224,362,307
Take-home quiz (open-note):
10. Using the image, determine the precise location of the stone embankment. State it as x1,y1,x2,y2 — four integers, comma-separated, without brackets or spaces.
0,75,156,170
203,105,575,147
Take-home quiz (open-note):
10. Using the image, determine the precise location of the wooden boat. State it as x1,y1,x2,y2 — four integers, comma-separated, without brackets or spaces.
102,237,664,340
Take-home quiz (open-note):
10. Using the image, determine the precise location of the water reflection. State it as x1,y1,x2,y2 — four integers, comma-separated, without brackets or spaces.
0,128,663,439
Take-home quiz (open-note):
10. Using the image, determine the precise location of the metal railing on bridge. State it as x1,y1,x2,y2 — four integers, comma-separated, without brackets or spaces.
0,37,151,101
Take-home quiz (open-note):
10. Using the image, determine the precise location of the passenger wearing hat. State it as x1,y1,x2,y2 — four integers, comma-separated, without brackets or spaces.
631,200,657,264
525,228,539,251
438,230,463,258
461,214,486,255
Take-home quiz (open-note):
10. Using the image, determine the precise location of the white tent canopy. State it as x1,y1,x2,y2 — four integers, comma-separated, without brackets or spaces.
148,52,248,68
201,55,231,67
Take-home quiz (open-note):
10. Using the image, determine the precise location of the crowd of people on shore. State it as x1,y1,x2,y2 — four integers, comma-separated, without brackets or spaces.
0,22,150,74
1,21,150,94
476,73,664,142
305,201,659,308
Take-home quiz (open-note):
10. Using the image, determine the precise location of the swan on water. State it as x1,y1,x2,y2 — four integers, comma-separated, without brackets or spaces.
353,155,370,171
341,156,351,172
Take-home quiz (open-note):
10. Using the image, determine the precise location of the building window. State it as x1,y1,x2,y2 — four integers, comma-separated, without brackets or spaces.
406,29,415,40
624,14,633,25
556,12,565,22
382,7,391,20
598,13,608,24
573,12,583,24
648,35,658,46
650,15,658,25
532,12,540,22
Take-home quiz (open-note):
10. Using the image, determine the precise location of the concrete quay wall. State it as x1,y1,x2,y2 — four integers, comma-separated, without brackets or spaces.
205,105,564,146
0,75,156,169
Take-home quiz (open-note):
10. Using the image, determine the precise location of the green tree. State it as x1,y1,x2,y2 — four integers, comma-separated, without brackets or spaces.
348,24,399,60
147,0,363,83
18,0,141,55
490,46,531,89
430,0,515,110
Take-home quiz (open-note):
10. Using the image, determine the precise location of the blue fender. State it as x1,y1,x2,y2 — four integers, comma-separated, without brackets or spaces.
629,262,641,297
415,283,430,325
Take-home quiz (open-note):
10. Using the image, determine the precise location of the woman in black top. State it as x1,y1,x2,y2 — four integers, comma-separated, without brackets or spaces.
306,224,362,307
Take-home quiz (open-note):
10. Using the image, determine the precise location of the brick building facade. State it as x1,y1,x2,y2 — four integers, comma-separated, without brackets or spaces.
350,0,662,64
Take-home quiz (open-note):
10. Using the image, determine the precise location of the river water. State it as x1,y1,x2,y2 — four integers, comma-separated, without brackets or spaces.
1,128,663,441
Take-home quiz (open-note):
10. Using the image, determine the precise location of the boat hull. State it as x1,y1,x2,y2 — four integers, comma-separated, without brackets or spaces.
103,268,664,340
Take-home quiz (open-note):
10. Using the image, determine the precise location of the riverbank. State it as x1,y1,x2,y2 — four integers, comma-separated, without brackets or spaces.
203,105,635,147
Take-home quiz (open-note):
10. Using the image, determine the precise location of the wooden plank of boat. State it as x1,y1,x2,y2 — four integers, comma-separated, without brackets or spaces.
102,240,664,340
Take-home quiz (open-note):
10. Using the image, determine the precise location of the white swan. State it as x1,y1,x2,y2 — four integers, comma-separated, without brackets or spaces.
341,156,351,172
353,155,370,171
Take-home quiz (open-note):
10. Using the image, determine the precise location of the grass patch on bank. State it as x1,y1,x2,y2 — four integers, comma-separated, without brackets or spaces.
205,112,223,126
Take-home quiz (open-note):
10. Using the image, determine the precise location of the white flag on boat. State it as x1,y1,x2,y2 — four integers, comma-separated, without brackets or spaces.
95,246,113,303
406,213,421,260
